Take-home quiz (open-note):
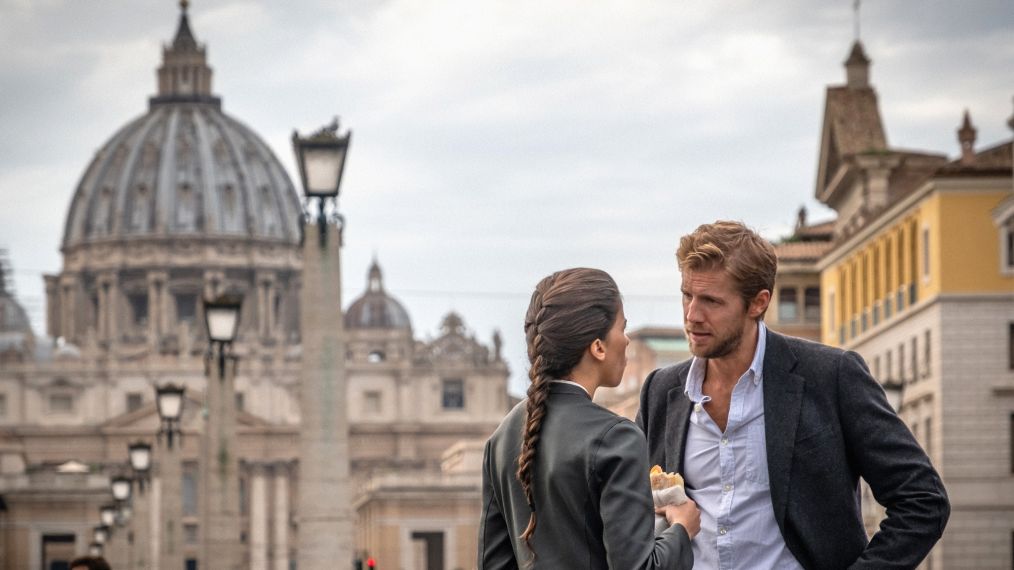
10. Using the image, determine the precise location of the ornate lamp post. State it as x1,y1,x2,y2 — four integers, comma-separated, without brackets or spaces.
292,117,351,247
127,441,152,570
292,118,354,569
156,383,186,570
200,294,243,570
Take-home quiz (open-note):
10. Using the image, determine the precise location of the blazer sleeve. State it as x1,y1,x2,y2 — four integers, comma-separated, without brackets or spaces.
594,419,693,570
837,350,950,569
478,439,518,570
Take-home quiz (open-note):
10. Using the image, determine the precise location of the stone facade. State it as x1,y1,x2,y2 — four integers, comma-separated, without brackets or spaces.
0,6,509,569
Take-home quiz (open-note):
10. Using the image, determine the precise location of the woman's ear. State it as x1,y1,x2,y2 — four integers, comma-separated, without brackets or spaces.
589,338,607,362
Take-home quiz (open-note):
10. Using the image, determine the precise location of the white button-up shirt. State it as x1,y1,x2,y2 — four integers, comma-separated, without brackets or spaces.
683,322,802,570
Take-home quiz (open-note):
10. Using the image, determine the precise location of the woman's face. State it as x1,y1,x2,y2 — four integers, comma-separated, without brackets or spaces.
599,304,629,388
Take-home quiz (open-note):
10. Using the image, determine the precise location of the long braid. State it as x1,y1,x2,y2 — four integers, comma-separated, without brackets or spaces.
517,281,554,554
514,269,620,562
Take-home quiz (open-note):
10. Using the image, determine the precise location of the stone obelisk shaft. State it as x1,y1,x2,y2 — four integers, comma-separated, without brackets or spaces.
297,221,353,569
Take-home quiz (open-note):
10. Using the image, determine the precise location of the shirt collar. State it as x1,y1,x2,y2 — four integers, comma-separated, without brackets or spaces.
552,379,591,396
685,321,767,403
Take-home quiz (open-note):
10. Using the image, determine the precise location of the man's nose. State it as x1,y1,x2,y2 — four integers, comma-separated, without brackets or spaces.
685,299,703,322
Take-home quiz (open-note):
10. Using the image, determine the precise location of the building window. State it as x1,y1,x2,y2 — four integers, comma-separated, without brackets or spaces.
184,523,199,545
873,356,881,379
910,337,918,381
364,391,382,414
924,417,932,459
778,288,798,322
921,227,930,279
240,476,248,516
183,463,198,516
899,343,907,383
126,392,143,413
128,293,149,326
1010,414,1014,474
828,291,836,331
235,392,245,412
886,349,893,381
49,393,74,413
923,329,931,376
175,293,197,326
0,394,6,418
442,379,465,410
1004,221,1014,271
1009,323,1014,371
804,287,820,322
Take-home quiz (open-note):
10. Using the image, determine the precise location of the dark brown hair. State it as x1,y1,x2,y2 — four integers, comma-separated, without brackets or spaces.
517,267,621,555
677,220,777,315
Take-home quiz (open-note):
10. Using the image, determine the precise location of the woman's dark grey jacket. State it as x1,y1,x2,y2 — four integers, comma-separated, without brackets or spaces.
478,382,692,569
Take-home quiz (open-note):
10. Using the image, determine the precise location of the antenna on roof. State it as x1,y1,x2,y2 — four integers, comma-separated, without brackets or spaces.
853,0,862,41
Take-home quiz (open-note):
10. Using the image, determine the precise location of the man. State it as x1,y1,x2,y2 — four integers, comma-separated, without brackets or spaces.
636,221,948,569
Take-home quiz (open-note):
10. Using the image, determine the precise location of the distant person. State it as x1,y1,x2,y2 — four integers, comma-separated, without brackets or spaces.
478,267,699,569
70,556,112,570
637,220,949,569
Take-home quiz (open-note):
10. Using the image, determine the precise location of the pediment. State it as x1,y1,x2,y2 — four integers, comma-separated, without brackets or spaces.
101,392,275,432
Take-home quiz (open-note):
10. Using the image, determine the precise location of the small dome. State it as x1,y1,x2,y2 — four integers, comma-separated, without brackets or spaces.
345,260,411,330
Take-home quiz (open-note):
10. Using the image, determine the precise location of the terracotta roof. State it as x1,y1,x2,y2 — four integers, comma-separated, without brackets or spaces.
938,141,1013,176
794,220,835,240
825,86,888,156
774,240,835,262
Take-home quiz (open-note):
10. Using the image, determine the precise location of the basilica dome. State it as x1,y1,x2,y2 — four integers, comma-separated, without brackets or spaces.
345,260,412,331
61,7,301,250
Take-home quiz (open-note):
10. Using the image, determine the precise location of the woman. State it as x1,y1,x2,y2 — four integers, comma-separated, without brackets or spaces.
478,268,700,569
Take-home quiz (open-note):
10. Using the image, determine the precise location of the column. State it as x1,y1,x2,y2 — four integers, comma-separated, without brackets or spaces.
150,476,161,570
159,438,184,570
59,274,77,342
147,272,167,346
44,274,60,338
249,464,268,570
297,220,354,569
272,465,289,570
200,351,241,569
132,482,151,570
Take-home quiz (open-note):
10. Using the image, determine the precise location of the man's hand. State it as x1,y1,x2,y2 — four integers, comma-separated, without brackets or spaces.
656,499,701,539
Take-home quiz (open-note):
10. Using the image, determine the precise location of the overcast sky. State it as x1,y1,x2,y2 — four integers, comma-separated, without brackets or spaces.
1,0,1011,395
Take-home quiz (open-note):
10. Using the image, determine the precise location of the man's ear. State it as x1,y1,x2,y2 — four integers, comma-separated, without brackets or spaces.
589,338,607,362
748,289,771,319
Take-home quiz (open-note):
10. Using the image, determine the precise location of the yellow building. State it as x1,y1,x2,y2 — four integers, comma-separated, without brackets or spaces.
814,41,1014,569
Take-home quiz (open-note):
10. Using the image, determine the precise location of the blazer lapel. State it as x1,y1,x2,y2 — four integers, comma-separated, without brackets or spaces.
664,374,694,473
762,330,805,528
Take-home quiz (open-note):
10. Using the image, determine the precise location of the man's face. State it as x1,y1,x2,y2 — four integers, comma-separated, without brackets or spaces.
681,267,761,359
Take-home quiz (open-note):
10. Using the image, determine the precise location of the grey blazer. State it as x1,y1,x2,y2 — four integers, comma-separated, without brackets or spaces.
636,329,949,570
479,382,692,569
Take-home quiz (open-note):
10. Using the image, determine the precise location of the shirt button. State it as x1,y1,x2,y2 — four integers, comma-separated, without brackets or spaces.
723,484,732,492
694,403,703,413
721,437,729,446
719,527,728,535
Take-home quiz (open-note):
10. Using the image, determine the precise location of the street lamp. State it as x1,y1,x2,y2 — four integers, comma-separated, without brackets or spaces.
292,118,352,246
100,504,117,527
117,503,133,526
156,383,186,448
293,116,356,568
882,378,904,413
111,476,132,503
88,543,104,557
204,293,243,379
93,525,110,546
128,441,152,491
